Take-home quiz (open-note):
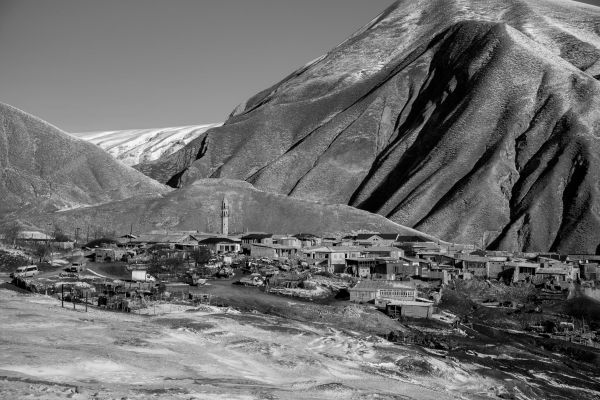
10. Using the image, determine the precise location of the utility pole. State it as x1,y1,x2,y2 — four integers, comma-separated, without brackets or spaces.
75,227,80,247
46,222,53,264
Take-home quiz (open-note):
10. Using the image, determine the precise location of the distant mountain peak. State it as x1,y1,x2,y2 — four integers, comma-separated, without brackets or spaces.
72,124,221,166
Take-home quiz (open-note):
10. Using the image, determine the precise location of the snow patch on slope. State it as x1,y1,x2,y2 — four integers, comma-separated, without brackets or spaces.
72,124,221,166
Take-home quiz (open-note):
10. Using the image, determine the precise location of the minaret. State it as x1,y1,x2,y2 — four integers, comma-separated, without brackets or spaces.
221,197,229,236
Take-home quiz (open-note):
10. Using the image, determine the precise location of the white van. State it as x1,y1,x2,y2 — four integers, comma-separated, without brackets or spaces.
11,265,39,278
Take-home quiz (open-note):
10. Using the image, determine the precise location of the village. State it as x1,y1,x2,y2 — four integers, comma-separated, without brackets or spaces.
2,198,600,355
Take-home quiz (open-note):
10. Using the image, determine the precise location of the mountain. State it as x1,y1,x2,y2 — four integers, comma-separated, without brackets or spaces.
138,0,600,253
0,102,423,239
73,124,221,166
20,179,438,239
0,102,169,215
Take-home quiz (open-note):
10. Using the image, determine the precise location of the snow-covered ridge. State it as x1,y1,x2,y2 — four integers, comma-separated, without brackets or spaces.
71,123,222,166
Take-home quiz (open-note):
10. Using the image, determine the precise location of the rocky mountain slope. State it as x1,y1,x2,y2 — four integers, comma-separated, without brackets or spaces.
73,124,221,166
0,102,169,215
21,179,438,239
139,0,600,253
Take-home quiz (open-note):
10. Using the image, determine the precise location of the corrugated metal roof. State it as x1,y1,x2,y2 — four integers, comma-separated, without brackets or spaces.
386,300,433,306
356,233,399,240
18,231,52,240
363,246,401,252
132,233,193,243
536,267,572,274
251,243,299,250
350,280,413,291
241,233,273,240
199,237,240,244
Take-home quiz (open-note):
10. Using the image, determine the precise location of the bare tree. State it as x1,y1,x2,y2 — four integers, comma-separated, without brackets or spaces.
191,247,211,267
1,221,22,248
52,225,70,242
91,226,116,240
33,243,49,263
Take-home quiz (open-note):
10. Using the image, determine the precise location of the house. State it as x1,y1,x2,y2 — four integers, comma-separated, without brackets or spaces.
371,262,398,280
535,253,563,262
320,237,341,247
268,235,302,247
399,255,429,268
535,264,578,283
567,254,600,264
198,237,241,253
457,255,507,278
337,238,356,247
53,241,75,250
502,262,539,283
396,236,429,243
17,231,53,243
417,266,450,284
362,246,403,259
241,233,273,253
580,263,600,281
417,252,457,266
131,233,199,250
355,233,399,247
538,257,567,268
302,246,363,273
392,259,420,279
273,236,302,248
250,243,300,259
345,258,376,278
349,280,415,303
94,247,126,263
374,284,417,308
293,233,322,247
396,241,441,257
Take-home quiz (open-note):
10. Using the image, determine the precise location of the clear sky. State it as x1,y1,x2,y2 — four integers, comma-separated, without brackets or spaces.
0,0,393,132
1,0,599,132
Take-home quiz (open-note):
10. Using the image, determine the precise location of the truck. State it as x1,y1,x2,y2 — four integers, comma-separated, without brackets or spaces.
131,269,156,282
183,272,207,286
237,273,264,286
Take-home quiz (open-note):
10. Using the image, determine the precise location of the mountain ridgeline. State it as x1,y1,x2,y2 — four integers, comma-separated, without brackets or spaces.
31,179,441,239
137,0,600,253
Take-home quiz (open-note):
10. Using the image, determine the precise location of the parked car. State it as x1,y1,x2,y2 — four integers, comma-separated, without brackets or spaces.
10,265,39,278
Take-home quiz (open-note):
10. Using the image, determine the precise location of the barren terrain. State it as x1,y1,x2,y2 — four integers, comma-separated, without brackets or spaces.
0,289,500,399
0,102,169,215
139,0,600,253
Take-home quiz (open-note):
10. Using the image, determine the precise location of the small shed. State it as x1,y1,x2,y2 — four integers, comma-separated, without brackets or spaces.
159,282,190,296
386,300,433,319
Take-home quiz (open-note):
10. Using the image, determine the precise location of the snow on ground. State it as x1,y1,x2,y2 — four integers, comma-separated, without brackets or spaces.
71,124,221,166
0,289,505,399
